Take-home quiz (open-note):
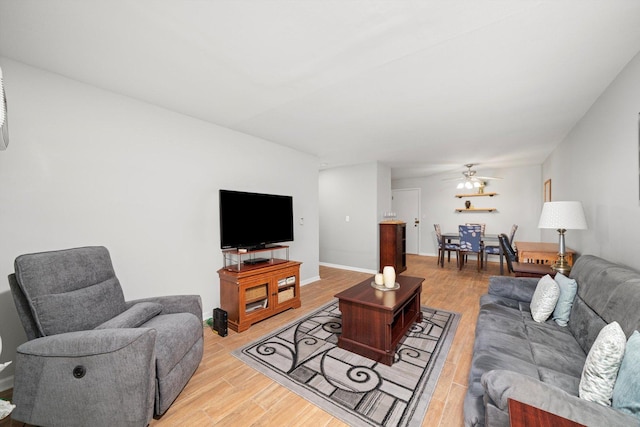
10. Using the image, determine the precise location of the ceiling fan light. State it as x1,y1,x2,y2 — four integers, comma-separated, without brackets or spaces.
473,181,481,188
456,182,464,189
464,181,473,189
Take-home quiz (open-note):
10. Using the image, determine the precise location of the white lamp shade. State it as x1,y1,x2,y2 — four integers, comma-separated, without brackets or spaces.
538,201,587,230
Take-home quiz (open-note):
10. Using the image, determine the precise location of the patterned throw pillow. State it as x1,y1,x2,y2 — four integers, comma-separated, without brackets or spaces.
612,331,640,418
552,273,578,327
579,321,627,406
530,274,560,323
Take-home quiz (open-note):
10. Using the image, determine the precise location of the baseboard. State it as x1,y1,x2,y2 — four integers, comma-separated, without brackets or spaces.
319,262,377,275
0,374,13,392
419,252,437,257
301,275,320,286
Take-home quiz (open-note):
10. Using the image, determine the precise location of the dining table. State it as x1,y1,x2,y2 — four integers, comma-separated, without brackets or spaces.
514,241,574,266
442,232,504,275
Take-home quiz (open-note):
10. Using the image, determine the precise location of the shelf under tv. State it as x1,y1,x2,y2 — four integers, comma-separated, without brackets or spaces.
222,245,289,272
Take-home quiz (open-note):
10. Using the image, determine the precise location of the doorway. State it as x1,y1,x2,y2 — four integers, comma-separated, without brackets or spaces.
392,188,420,254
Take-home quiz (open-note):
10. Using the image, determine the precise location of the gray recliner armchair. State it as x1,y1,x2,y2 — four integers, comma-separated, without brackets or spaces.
7,246,204,427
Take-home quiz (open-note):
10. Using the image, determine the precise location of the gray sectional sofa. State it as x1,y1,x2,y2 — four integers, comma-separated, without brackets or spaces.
464,254,640,426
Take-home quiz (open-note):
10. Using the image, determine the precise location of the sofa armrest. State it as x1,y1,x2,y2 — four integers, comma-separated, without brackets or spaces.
487,276,539,302
482,370,637,427
127,294,203,320
13,329,157,427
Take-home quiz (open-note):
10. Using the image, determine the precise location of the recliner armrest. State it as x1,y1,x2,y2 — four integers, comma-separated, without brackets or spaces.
12,329,157,427
127,294,203,320
482,370,637,427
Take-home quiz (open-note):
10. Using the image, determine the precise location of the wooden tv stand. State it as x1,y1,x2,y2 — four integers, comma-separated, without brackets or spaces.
218,257,301,332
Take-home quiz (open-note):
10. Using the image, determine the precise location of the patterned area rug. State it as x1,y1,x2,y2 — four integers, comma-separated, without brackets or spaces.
232,300,460,427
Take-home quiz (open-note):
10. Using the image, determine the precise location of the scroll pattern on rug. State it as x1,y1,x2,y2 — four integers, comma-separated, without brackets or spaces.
234,300,459,427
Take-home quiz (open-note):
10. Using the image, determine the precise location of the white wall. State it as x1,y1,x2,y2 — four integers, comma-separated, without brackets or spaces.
0,58,320,388
542,51,640,270
319,162,390,272
392,165,542,256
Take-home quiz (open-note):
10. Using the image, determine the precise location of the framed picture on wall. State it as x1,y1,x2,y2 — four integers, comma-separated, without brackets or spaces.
544,179,552,203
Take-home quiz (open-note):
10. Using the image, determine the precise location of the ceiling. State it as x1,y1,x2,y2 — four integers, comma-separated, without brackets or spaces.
1,1,640,179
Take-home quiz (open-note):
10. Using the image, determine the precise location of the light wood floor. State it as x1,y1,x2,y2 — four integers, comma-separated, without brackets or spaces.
1,254,502,427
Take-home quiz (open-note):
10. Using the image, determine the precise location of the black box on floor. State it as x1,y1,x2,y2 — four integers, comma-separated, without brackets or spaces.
213,308,228,337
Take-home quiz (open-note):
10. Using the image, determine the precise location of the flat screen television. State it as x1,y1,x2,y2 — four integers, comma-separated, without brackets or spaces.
219,189,294,250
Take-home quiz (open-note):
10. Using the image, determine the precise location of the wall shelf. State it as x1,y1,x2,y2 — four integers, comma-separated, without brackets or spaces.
455,208,497,213
455,192,498,198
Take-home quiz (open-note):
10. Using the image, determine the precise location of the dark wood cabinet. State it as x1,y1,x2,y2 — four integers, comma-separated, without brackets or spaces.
379,221,407,274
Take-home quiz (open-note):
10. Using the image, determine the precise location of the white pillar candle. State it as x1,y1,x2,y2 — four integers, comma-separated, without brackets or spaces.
382,266,396,288
374,273,384,285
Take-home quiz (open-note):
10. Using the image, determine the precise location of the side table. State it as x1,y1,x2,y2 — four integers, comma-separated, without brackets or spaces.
508,398,585,427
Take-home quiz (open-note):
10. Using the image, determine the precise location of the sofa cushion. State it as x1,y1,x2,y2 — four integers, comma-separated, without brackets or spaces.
530,275,560,322
612,331,640,418
14,246,127,336
553,273,577,327
528,332,586,380
570,255,640,338
32,277,126,335
95,302,163,329
579,321,626,406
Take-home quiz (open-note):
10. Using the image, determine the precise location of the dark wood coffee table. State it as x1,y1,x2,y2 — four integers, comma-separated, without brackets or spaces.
335,275,423,366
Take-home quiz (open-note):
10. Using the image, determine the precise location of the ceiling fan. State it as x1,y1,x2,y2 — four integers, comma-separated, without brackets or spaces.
452,164,502,190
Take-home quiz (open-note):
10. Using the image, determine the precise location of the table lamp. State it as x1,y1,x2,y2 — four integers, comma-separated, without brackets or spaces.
538,201,587,275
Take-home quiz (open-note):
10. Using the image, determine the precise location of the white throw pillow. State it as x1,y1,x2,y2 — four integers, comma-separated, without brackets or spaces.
530,274,560,323
579,321,627,406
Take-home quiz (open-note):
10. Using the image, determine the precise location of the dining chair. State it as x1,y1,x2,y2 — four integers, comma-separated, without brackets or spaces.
458,224,484,272
463,223,485,265
484,224,518,266
434,224,459,267
498,233,555,278
465,222,486,236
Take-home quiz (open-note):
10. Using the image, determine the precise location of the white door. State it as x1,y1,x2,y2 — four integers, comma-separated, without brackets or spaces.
392,188,420,254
